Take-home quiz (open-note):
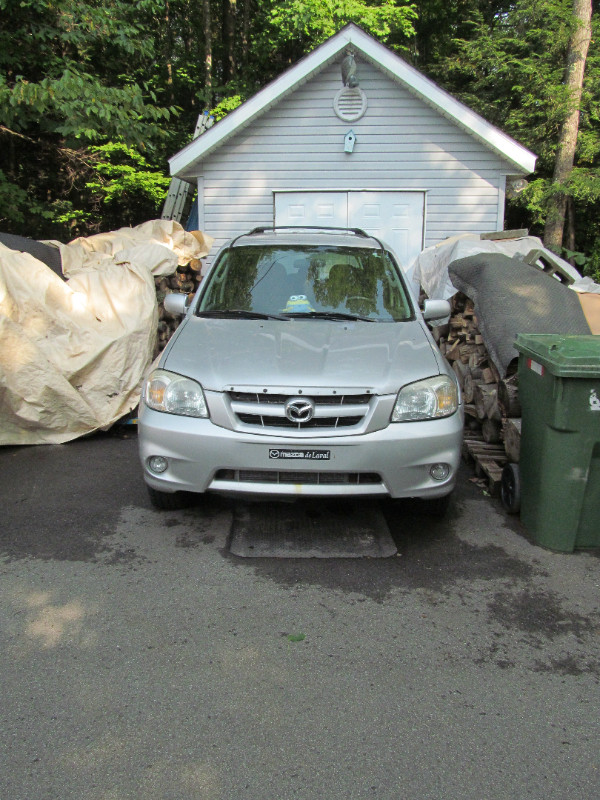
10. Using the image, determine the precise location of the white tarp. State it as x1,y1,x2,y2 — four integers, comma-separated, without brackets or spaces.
56,218,213,277
412,233,583,300
0,220,213,445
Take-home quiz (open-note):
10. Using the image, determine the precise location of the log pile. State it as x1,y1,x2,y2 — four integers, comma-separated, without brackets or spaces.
431,292,522,495
154,258,204,354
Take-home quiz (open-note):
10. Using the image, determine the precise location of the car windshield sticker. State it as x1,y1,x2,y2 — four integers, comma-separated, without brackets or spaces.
283,295,314,314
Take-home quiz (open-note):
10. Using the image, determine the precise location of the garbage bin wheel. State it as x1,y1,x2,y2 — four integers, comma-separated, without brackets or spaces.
501,463,521,514
147,486,193,510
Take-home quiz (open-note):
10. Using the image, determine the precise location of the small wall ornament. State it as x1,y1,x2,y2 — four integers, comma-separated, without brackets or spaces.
334,51,367,123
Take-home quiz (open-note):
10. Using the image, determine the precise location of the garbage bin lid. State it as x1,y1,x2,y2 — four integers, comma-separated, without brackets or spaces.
515,334,600,377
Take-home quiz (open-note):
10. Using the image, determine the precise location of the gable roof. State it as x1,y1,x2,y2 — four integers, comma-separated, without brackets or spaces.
170,23,537,180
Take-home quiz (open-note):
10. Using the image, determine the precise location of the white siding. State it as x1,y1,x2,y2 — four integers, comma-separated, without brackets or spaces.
196,59,514,262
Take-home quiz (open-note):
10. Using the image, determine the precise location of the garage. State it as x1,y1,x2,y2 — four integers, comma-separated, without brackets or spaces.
169,23,535,271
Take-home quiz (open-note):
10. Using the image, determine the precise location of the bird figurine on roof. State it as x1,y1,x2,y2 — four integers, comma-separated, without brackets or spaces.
341,53,360,88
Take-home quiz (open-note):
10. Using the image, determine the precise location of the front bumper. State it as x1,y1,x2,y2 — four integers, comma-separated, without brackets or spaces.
138,403,464,500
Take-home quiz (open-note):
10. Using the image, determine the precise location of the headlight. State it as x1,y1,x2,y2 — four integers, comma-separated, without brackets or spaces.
392,375,458,422
144,369,208,418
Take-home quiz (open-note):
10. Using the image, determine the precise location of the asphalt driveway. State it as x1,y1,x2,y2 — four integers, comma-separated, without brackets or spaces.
1,428,599,800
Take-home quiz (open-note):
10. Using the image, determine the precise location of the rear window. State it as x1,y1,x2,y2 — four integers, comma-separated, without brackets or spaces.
197,245,414,321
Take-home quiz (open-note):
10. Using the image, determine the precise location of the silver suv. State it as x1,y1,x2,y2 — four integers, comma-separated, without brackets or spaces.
138,228,463,511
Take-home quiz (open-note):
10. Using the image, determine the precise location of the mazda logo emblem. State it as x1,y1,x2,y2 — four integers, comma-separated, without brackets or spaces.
285,397,315,423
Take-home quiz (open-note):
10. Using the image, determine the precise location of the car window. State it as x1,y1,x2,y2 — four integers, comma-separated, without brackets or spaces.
197,245,414,321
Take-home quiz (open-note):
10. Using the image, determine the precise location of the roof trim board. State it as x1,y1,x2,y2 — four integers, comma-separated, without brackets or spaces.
169,23,537,179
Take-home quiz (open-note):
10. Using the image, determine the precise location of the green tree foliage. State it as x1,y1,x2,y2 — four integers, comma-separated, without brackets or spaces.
0,0,176,238
217,0,418,110
84,143,172,230
259,0,418,59
0,0,598,281
420,0,599,278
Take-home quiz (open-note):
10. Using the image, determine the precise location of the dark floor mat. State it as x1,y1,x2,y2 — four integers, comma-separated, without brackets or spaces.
229,499,397,558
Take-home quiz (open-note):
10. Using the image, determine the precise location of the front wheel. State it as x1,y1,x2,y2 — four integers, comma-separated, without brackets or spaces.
422,493,452,517
147,486,194,510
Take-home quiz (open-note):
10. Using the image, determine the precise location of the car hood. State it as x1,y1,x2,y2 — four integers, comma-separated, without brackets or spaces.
162,317,442,394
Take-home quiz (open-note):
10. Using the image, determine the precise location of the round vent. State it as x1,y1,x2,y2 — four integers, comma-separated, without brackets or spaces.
334,87,367,122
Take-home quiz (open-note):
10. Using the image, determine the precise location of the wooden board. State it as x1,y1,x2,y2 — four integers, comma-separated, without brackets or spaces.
462,437,507,496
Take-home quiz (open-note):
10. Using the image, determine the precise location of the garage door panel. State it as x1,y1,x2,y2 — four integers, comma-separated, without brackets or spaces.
392,204,411,219
275,192,347,227
361,204,381,217
275,191,424,269
348,192,424,268
287,204,307,221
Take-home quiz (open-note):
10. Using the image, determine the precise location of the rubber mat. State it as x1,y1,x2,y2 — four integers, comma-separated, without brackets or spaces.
229,499,397,558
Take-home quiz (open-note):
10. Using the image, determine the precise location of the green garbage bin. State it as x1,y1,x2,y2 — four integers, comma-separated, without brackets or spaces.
515,334,600,552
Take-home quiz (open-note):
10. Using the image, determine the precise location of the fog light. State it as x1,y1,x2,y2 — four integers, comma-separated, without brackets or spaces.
430,463,450,481
148,455,168,474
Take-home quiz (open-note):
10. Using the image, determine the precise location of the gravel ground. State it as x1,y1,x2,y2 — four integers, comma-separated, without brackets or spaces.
1,428,599,800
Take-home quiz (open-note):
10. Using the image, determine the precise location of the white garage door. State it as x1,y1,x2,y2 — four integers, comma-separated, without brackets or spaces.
274,191,425,270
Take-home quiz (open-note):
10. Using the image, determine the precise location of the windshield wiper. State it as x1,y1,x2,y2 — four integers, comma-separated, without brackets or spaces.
283,311,378,322
197,309,289,320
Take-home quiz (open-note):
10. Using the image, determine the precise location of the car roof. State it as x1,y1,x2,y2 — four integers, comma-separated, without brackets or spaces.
228,227,385,251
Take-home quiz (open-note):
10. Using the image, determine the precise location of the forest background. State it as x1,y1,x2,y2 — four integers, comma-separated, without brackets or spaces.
1,0,598,279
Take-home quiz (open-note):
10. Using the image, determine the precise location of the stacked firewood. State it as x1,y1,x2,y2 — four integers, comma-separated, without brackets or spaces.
431,292,522,493
154,258,204,354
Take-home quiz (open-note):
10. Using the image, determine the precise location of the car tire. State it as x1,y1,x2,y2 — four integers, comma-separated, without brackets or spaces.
500,463,521,514
422,492,452,517
147,486,193,510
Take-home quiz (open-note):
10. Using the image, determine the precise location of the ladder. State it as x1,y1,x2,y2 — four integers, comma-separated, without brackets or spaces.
161,111,214,223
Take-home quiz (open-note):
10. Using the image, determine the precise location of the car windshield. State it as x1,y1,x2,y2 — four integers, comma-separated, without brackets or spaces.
197,244,414,322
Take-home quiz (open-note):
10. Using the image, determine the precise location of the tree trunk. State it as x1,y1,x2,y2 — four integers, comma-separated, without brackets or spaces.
543,0,592,253
223,0,237,83
203,0,213,105
164,0,174,103
241,0,250,67
565,196,576,253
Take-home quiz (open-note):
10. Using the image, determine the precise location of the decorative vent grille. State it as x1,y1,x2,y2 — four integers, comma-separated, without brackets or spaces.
227,391,372,431
334,87,368,122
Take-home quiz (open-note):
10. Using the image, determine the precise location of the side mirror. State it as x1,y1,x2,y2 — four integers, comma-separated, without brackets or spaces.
422,299,451,321
164,292,190,316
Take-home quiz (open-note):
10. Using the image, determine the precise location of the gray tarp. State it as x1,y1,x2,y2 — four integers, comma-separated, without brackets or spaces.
0,233,63,278
412,233,582,300
448,254,592,377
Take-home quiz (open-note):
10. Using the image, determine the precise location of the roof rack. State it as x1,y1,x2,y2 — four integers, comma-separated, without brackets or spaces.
245,225,372,238
228,225,388,256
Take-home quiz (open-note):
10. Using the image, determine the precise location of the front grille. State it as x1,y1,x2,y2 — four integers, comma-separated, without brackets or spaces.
215,469,381,485
228,391,372,430
237,414,363,428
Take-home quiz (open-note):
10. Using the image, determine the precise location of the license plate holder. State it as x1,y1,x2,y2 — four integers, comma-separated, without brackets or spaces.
269,448,330,461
